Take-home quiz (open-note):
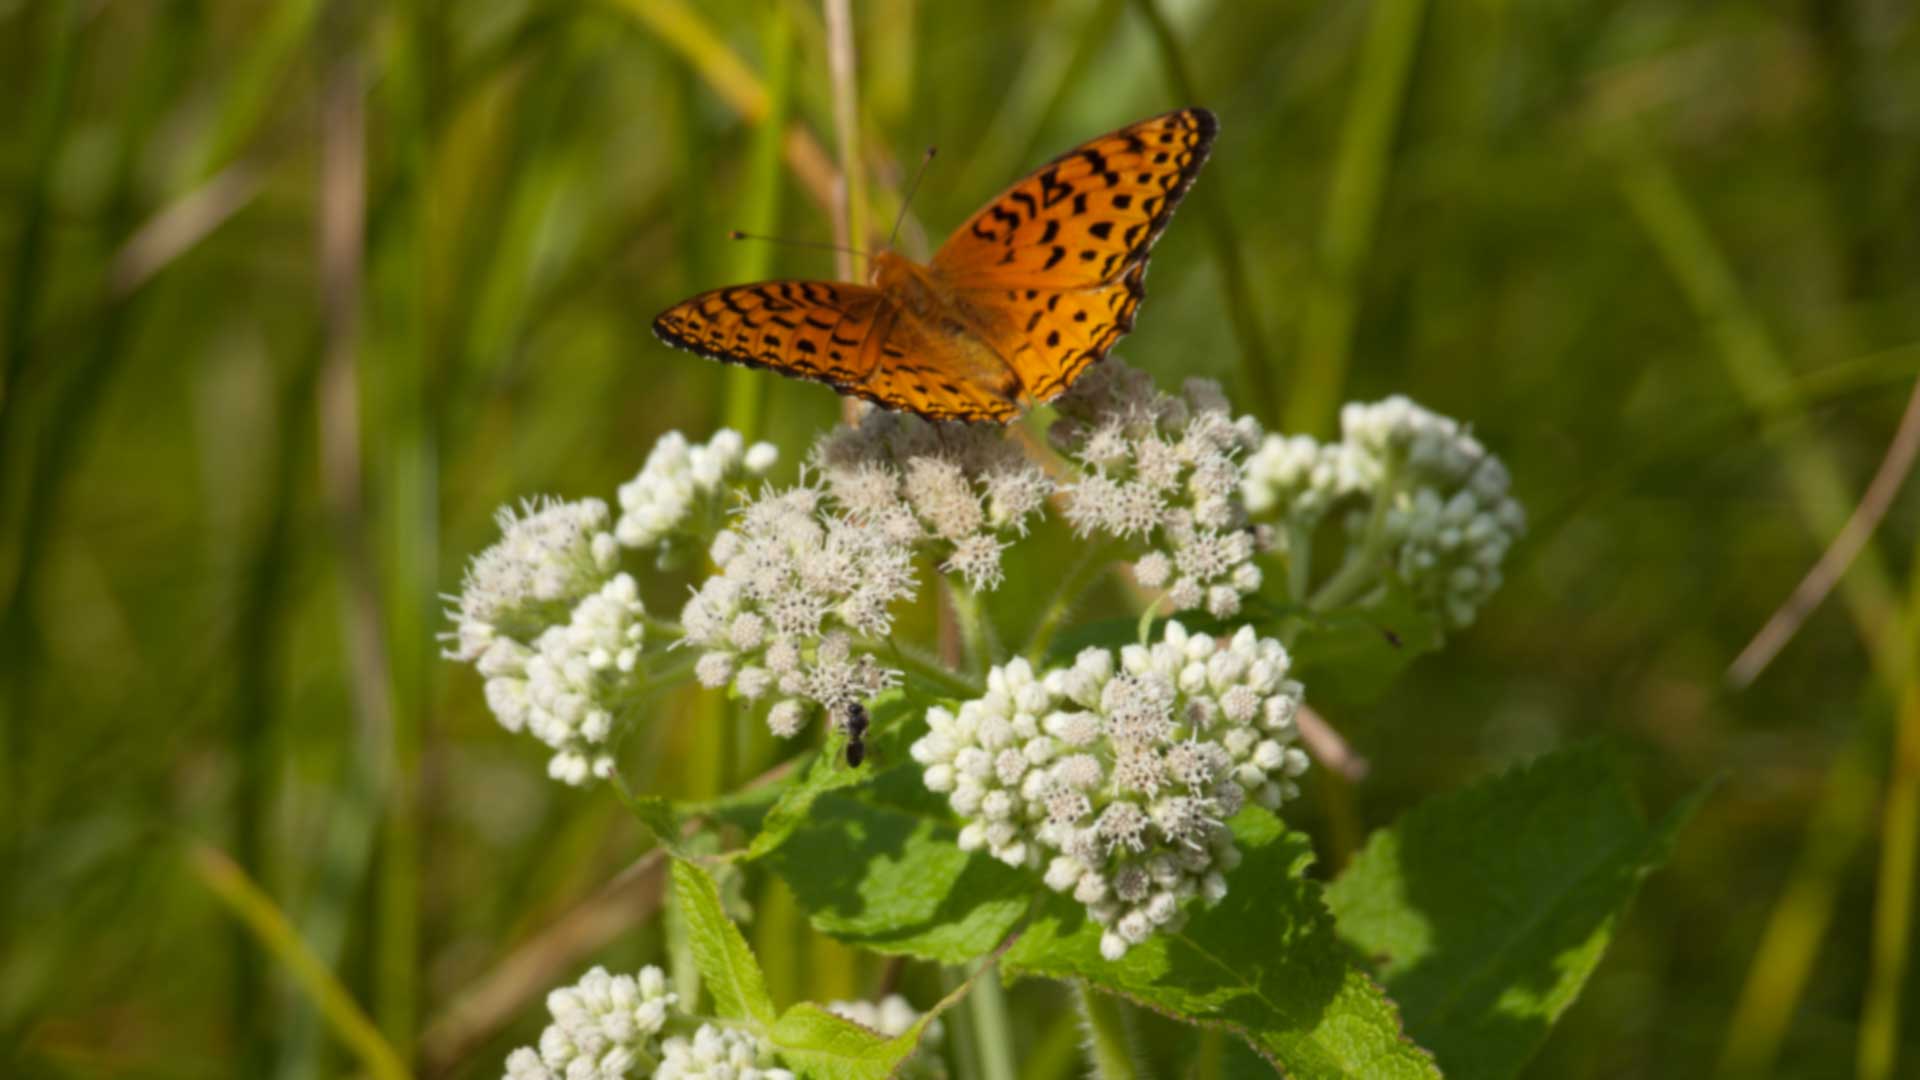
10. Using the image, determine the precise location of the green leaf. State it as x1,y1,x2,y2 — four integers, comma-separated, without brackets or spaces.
742,690,922,861
762,791,1031,963
767,995,953,1080
668,857,777,1031
1004,809,1440,1079
1324,742,1707,1080
617,784,692,858
1290,585,1444,708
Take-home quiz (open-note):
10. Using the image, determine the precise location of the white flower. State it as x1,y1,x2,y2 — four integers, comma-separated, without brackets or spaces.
485,574,648,785
615,429,778,554
1242,433,1359,524
681,484,912,737
812,409,1052,591
655,1024,791,1080
1242,396,1523,628
449,497,620,662
910,622,1306,957
500,965,678,1079
1048,359,1263,617
1343,398,1525,628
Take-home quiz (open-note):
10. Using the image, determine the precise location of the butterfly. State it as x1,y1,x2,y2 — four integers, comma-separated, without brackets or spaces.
652,107,1217,424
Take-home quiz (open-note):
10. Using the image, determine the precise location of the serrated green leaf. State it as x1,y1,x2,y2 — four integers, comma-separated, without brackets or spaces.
669,857,777,1031
762,792,1031,963
1004,809,1439,1079
1324,742,1706,1080
766,1000,942,1080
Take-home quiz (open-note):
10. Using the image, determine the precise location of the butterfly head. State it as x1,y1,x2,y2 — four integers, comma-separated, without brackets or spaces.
867,249,913,288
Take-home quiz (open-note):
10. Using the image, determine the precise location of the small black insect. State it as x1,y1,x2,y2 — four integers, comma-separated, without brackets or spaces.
844,701,870,768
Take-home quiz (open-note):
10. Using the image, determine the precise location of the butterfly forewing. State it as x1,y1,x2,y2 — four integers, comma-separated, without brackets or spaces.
960,261,1148,403
652,281,887,388
931,108,1216,289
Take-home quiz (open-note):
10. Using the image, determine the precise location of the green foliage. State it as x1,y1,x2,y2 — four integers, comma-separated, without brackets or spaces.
1325,743,1709,1079
762,788,1032,963
767,1002,949,1080
1004,808,1440,1078
670,855,964,1079
741,691,915,861
671,856,778,1028
1289,588,1445,709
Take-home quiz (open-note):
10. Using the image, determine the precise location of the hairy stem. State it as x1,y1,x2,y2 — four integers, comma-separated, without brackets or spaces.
966,963,1019,1080
1075,982,1143,1079
1023,540,1123,664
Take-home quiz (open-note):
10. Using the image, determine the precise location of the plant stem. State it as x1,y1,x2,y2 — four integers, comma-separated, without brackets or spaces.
1128,0,1277,425
722,2,792,440
947,576,992,677
1285,521,1314,604
1858,543,1920,1080
1287,0,1428,435
881,636,984,699
1075,982,1141,1079
190,845,410,1080
966,963,1018,1080
1308,549,1380,613
1023,540,1122,664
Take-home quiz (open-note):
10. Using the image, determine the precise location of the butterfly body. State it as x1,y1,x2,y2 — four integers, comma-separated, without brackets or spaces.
653,108,1217,423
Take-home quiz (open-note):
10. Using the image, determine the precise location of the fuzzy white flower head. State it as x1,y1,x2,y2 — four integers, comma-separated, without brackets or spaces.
616,429,778,554
655,1023,791,1080
500,965,679,1080
1339,397,1526,628
475,568,649,786
811,410,1053,591
449,497,620,662
1242,433,1362,525
911,622,1306,957
1048,359,1263,617
681,483,911,736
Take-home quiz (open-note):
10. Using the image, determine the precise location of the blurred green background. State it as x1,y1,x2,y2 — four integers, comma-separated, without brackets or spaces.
3,0,1919,1077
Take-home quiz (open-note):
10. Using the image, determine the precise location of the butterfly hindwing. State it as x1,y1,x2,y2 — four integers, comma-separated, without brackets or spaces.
931,108,1216,289
651,279,1023,422
857,306,1026,422
652,280,886,389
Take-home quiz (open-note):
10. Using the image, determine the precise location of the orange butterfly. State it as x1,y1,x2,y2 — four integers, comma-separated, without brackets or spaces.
652,108,1217,424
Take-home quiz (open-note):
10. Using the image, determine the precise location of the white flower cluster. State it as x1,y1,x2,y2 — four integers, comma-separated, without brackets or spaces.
451,498,622,657
911,622,1307,960
655,1025,792,1080
1241,396,1525,628
826,995,945,1079
616,429,778,556
813,410,1053,590
680,487,914,737
1242,434,1364,528
449,499,649,784
503,965,681,1080
1048,360,1265,618
1342,397,1524,627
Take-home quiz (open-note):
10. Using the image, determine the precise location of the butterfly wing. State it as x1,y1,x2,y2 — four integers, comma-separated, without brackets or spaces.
653,279,887,393
651,280,1023,422
930,108,1215,402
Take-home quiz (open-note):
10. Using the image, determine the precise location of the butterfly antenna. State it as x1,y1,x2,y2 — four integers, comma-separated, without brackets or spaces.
888,146,938,249
728,230,865,258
